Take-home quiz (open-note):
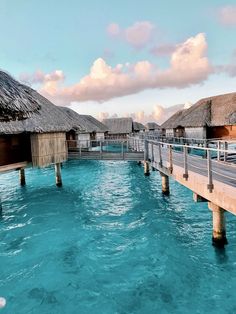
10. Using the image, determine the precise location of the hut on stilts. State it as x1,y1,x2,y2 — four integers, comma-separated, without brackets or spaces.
0,70,73,194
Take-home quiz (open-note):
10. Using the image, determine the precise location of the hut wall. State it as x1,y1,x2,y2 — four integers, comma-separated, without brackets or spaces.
0,134,32,166
95,132,105,140
78,133,90,148
208,125,236,139
30,132,67,167
165,128,174,137
185,127,206,139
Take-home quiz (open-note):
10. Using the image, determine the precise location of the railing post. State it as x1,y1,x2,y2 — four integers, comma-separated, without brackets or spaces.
122,141,124,159
224,141,228,162
217,141,221,161
151,143,154,162
183,145,188,180
100,141,102,158
207,149,214,192
158,143,162,167
169,145,173,173
144,139,148,161
79,141,82,157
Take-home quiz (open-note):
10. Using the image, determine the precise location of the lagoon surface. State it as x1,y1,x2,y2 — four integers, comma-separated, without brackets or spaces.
1,160,236,314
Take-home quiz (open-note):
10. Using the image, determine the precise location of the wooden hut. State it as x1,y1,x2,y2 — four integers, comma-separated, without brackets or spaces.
0,80,72,184
59,107,108,147
133,121,145,133
145,122,160,132
102,117,134,139
161,92,236,139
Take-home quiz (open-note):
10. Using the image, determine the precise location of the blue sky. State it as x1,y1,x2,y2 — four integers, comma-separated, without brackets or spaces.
1,0,236,123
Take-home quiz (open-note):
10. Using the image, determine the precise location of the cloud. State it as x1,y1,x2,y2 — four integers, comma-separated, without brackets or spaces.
107,23,121,36
107,21,155,48
215,64,236,77
218,5,236,26
19,70,65,85
21,33,212,105
97,103,192,125
150,44,176,56
124,21,155,48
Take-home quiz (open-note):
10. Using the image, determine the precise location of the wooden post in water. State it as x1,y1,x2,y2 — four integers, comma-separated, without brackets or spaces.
160,172,170,195
55,163,62,187
144,161,150,176
19,168,26,186
208,202,227,247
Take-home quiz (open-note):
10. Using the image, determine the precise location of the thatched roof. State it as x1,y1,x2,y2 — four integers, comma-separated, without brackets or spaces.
0,70,41,121
59,107,108,133
0,89,72,135
133,121,145,131
161,92,236,129
102,117,133,134
145,122,160,130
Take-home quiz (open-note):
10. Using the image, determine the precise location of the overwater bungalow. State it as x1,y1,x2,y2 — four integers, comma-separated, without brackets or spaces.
102,117,134,139
133,121,145,133
161,92,236,139
0,71,73,186
145,122,160,132
59,107,108,148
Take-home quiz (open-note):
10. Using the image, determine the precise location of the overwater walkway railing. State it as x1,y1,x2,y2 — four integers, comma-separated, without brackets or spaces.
67,139,144,161
128,135,236,246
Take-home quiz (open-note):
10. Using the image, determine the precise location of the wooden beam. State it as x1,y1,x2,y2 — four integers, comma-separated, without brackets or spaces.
0,161,28,173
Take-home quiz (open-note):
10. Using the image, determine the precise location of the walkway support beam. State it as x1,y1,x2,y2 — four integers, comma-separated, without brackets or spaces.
55,163,62,187
208,202,227,247
160,172,170,195
19,168,26,186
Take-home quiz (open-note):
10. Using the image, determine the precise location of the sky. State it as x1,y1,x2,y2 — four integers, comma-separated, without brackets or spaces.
0,0,236,124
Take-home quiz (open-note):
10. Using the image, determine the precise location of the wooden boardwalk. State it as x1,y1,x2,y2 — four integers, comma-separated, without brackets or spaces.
144,140,236,215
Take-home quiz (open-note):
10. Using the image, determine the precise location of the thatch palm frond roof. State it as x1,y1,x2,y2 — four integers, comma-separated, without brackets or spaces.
102,117,133,134
59,107,108,133
0,89,73,135
161,92,236,129
78,114,108,133
145,122,160,130
133,121,145,131
0,70,41,122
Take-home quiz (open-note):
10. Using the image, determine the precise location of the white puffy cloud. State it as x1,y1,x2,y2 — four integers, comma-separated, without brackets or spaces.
21,33,212,105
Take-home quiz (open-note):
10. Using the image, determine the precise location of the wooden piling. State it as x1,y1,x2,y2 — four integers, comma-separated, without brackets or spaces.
208,202,227,247
19,168,26,186
144,161,150,176
160,172,170,195
55,163,62,187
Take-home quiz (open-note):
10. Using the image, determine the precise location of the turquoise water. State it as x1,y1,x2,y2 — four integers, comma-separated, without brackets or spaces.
0,160,236,314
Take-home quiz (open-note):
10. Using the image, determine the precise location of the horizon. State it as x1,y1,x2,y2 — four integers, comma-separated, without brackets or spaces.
1,0,236,124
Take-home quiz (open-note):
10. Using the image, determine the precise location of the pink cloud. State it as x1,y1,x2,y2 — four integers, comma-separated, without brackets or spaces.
124,21,155,48
107,23,121,36
107,21,155,48
218,5,236,26
150,44,176,56
20,70,64,85
21,33,212,105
